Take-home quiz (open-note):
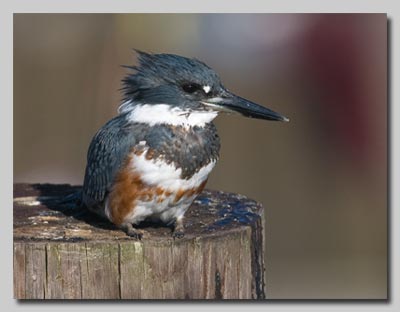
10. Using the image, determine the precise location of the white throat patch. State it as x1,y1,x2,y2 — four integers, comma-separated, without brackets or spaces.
126,104,218,128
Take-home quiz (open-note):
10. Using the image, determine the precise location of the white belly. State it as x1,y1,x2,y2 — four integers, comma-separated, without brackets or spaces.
130,193,197,225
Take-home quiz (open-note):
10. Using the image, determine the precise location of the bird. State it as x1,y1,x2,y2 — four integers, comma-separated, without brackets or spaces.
81,50,288,239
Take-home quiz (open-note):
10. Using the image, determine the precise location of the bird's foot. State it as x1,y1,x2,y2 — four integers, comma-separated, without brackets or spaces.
172,218,185,239
120,222,143,240
172,230,185,239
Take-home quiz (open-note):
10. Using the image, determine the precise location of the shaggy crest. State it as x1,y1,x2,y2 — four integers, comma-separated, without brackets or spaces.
121,50,221,102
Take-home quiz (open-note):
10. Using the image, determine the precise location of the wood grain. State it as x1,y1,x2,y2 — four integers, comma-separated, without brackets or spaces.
13,183,265,299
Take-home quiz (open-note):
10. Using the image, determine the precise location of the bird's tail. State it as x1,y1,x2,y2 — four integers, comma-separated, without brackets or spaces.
58,190,83,206
36,189,83,210
13,188,83,217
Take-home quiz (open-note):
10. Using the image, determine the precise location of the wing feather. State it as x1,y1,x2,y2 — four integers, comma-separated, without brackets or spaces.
82,114,146,208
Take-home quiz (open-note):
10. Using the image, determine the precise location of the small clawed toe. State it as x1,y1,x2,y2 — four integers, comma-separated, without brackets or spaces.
172,230,185,239
127,230,143,240
120,223,142,240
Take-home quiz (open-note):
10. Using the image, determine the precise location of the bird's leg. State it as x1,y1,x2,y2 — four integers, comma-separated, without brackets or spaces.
172,217,185,239
119,222,143,240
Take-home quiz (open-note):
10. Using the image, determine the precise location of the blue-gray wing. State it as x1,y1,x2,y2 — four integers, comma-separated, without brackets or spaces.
82,114,146,208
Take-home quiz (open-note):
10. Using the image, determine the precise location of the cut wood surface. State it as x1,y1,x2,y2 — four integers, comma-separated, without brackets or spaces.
13,183,265,299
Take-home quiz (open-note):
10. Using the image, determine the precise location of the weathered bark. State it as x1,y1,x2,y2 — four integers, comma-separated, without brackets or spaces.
13,183,265,299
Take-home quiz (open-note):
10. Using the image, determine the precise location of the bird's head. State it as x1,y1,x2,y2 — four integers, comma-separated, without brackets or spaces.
120,51,289,127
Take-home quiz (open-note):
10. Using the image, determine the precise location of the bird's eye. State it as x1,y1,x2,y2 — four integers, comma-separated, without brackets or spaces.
182,83,201,94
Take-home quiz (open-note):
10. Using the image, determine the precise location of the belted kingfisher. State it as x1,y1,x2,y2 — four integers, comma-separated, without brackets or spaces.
82,50,288,239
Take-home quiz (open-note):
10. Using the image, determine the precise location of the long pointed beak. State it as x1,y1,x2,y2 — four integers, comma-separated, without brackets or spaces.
203,90,289,122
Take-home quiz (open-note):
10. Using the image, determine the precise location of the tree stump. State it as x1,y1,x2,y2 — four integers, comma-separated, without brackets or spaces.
13,183,265,299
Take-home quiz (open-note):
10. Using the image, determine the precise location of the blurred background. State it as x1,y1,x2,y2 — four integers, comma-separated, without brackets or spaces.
13,14,387,299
